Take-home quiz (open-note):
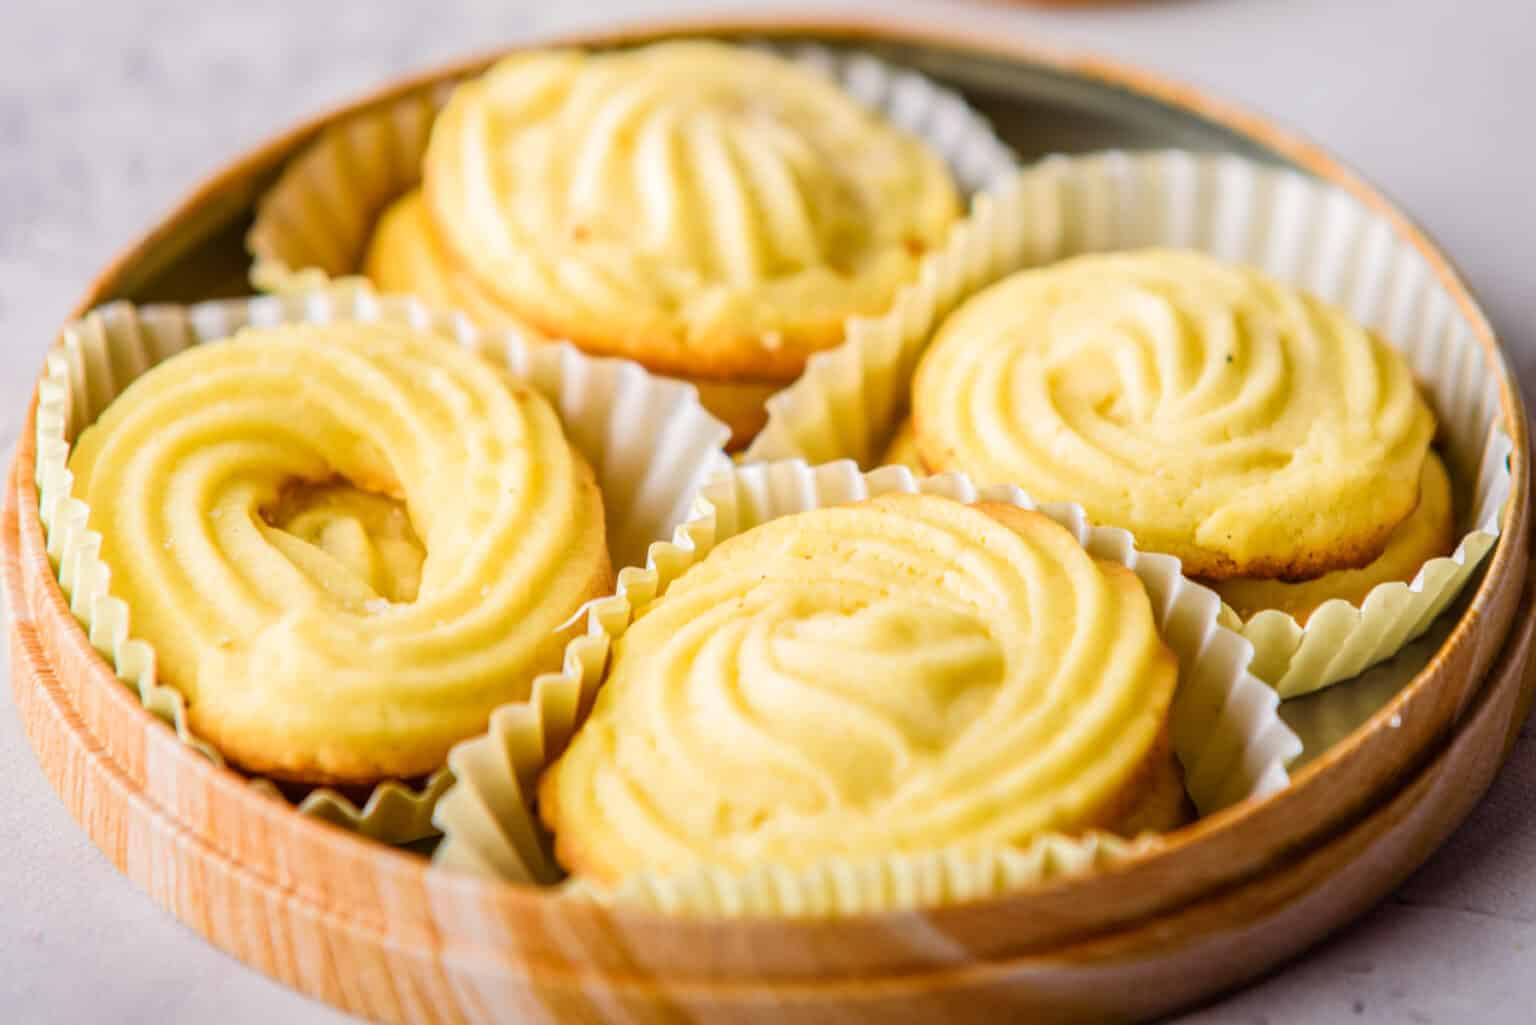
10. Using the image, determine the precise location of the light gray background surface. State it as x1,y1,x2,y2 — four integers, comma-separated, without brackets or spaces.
3,2,1534,1022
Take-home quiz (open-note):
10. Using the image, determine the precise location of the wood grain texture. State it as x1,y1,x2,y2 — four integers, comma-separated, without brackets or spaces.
4,16,1533,1025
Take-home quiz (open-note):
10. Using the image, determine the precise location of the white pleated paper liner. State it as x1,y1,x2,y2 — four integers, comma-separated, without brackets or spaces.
745,150,1513,699
1280,616,1454,773
247,40,1019,295
432,459,1302,915
33,290,731,844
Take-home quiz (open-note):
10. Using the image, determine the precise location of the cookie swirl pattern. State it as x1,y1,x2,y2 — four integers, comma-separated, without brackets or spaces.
912,249,1436,580
423,42,960,382
540,493,1180,885
68,320,612,784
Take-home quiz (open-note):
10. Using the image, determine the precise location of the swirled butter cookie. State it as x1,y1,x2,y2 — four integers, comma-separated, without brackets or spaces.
68,321,612,784
539,493,1185,884
911,249,1436,580
416,41,960,438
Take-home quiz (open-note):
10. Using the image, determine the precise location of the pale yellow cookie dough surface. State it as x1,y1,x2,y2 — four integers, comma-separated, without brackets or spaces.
540,493,1180,886
365,188,545,335
365,188,780,447
912,249,1436,580
261,481,425,606
69,321,612,784
423,41,960,384
1213,450,1456,623
881,415,925,472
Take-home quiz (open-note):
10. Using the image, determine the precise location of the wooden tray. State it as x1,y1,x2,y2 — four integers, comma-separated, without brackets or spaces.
6,15,1532,1025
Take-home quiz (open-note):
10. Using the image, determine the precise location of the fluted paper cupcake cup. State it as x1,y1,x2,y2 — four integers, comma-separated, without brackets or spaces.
247,40,1019,297
247,84,452,295
745,150,1514,699
431,458,1302,913
33,290,731,844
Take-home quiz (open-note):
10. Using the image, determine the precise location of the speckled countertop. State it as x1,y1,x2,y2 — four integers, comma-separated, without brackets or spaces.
4,2,1535,1023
